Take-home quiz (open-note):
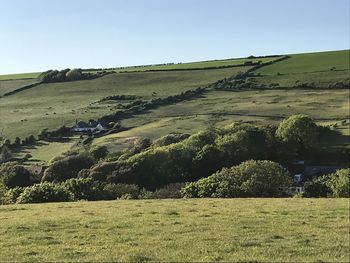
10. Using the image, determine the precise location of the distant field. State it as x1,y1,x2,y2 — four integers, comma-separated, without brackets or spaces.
94,89,349,152
252,69,350,88
0,79,39,96
257,50,349,75
0,67,247,140
0,199,348,262
0,72,40,81
113,56,279,72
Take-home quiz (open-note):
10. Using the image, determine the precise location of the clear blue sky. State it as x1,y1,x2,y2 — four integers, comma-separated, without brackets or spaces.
1,0,349,74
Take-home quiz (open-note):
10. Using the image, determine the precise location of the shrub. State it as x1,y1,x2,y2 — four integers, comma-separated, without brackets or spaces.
304,169,350,197
62,178,101,201
2,187,24,204
327,169,350,197
276,114,319,151
0,162,33,188
152,183,185,199
102,183,141,199
89,146,109,160
42,154,95,182
181,160,291,198
0,146,12,163
17,182,74,203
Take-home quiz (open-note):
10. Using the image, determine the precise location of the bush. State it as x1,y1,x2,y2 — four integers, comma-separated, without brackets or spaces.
61,178,101,201
152,183,185,199
17,182,74,204
181,160,291,198
276,114,319,151
2,187,24,204
42,154,95,182
89,146,109,160
0,146,12,163
0,162,33,188
304,169,349,197
101,183,141,199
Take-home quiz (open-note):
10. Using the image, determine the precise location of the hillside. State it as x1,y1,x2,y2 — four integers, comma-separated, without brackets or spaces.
0,50,349,163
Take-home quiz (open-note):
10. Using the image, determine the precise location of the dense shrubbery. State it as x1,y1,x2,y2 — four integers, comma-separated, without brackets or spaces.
17,182,74,204
304,169,350,197
0,162,36,188
1,115,347,204
181,160,291,198
42,154,95,182
38,69,114,83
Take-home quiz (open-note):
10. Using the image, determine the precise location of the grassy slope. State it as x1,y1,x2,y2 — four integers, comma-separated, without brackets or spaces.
257,50,349,75
0,56,278,80
0,67,246,140
94,89,349,152
0,72,41,81
112,56,278,72
254,50,350,87
0,199,348,262
0,79,39,96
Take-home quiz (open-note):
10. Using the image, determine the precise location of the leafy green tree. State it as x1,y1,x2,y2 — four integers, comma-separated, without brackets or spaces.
42,154,95,182
181,160,291,198
0,146,12,163
17,182,74,204
304,169,349,197
276,114,319,151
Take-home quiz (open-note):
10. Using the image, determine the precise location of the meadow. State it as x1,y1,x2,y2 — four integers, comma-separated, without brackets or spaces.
94,89,349,152
0,198,348,262
0,67,247,140
1,50,349,163
256,50,349,75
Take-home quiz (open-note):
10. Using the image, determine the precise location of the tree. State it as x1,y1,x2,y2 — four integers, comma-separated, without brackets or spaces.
0,146,12,163
17,182,74,204
276,114,319,151
304,169,350,197
42,154,95,182
65,68,83,81
0,163,33,188
181,160,291,198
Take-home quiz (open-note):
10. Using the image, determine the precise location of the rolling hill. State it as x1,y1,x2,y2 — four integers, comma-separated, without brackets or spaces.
0,50,349,163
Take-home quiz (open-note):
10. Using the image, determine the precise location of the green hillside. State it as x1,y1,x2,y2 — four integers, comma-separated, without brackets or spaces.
0,67,247,140
0,199,348,262
0,50,349,163
257,50,349,75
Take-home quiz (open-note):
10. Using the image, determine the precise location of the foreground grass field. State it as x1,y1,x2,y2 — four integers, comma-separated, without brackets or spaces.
0,199,348,262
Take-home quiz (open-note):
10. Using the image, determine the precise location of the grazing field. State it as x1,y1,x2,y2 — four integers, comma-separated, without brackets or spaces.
257,50,349,75
0,79,39,96
0,67,246,140
94,89,349,152
0,72,41,81
112,56,279,72
253,69,350,88
0,199,348,262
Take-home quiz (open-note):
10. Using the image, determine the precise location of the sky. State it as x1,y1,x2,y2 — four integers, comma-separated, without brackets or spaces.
0,0,349,74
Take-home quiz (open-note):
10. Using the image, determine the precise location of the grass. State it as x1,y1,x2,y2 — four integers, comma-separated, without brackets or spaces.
257,50,350,75
94,89,350,152
0,79,39,96
0,198,348,262
14,140,76,164
111,56,279,72
0,67,247,140
0,72,41,81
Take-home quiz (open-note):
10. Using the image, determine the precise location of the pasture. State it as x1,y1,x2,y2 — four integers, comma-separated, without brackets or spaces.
0,67,246,140
94,89,349,152
0,198,348,262
0,72,41,81
257,50,349,75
